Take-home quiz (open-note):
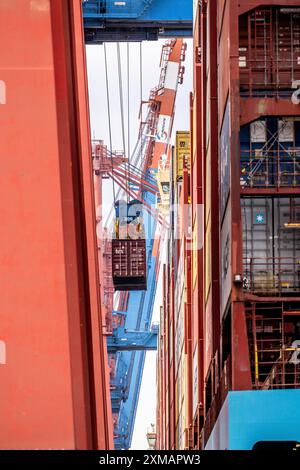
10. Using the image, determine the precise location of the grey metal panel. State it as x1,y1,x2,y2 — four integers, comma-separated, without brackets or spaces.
220,100,230,221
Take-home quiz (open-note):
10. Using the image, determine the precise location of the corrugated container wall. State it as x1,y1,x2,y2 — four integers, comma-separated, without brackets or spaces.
157,133,192,450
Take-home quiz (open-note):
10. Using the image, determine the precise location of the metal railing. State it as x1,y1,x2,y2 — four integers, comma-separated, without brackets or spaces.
243,257,300,294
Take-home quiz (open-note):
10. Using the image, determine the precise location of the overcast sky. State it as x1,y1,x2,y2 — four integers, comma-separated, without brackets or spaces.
86,39,192,450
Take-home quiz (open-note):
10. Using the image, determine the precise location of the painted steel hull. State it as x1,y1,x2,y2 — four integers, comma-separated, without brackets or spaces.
206,390,300,450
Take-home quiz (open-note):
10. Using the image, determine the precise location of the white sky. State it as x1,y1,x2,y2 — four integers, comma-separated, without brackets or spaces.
86,38,192,450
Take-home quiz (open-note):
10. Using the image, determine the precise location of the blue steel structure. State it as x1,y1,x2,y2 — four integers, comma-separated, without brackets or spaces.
83,0,193,42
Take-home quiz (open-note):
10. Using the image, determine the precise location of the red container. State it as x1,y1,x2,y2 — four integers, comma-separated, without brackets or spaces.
0,0,113,449
112,239,147,290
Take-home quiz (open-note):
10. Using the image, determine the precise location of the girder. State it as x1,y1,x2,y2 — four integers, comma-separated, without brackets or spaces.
107,325,158,352
83,0,193,43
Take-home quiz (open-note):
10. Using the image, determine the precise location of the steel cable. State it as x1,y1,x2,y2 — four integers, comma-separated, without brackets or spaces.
104,43,116,206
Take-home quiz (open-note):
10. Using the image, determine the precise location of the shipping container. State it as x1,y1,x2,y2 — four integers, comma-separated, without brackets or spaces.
112,239,147,290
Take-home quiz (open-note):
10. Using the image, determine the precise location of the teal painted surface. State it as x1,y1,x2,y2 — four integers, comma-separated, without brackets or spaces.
206,390,300,450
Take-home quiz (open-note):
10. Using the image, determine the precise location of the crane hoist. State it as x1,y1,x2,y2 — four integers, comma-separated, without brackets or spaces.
112,199,147,291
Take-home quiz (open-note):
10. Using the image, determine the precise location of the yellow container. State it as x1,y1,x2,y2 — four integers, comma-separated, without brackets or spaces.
175,131,191,181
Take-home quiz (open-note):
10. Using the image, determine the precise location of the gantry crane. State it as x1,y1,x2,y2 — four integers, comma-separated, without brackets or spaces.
93,39,186,448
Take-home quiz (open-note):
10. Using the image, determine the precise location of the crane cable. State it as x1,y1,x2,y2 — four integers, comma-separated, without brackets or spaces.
117,42,128,203
104,43,116,206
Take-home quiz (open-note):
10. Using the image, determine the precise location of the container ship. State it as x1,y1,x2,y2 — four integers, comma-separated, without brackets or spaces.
0,0,300,452
156,0,300,450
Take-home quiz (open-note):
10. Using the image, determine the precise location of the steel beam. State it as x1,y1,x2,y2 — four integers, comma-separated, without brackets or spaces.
107,327,158,352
